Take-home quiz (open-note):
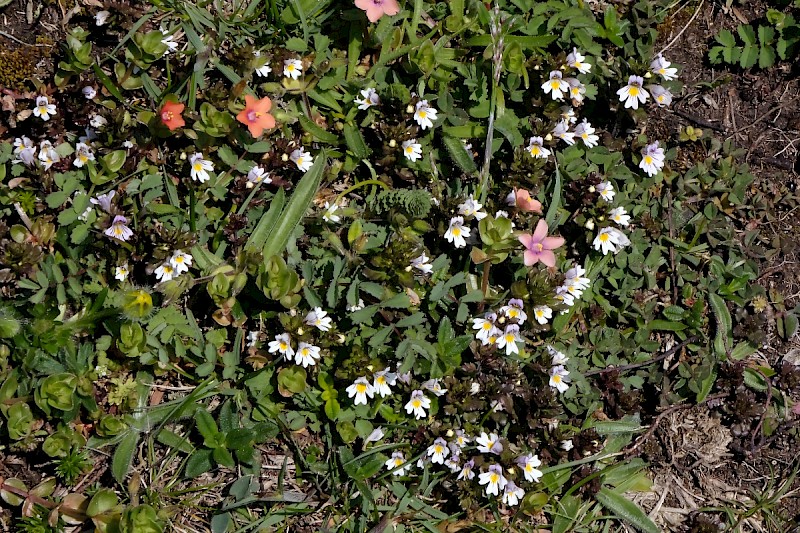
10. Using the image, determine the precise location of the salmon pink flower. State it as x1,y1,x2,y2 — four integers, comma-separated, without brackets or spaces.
518,220,564,267
237,95,276,137
514,189,543,214
160,101,185,131
355,0,400,23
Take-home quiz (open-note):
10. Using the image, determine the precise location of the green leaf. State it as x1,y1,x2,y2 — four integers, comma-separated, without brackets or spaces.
740,43,758,68
343,123,369,159
261,151,326,259
546,163,562,227
245,188,285,253
111,431,139,484
715,29,736,48
595,488,660,533
285,37,308,52
195,409,220,444
442,135,477,174
299,115,340,144
738,24,757,45
759,44,777,68
708,293,731,355
184,448,214,478
277,366,307,394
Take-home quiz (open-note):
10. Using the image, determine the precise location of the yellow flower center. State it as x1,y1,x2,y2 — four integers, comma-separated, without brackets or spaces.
644,155,653,165
553,375,562,383
193,163,203,171
629,87,639,96
482,323,492,330
530,146,540,155
504,334,514,343
418,110,427,118
279,342,287,350
490,473,499,483
452,228,461,237
39,106,48,114
301,348,309,356
599,233,609,242
296,157,304,166
376,376,385,385
434,445,443,453
356,383,367,393
412,399,421,408
551,80,561,89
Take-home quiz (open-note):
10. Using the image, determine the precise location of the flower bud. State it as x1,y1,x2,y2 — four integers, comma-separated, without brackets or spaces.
406,105,414,114
585,219,595,230
389,139,397,148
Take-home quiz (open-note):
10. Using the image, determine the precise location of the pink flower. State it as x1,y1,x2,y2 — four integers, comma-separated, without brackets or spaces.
514,189,543,214
355,0,400,22
518,220,564,267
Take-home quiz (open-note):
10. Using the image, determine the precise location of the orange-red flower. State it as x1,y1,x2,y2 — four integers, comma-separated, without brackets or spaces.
236,95,276,137
160,101,185,131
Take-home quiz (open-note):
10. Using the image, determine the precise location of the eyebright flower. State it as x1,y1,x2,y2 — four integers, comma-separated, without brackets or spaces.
247,166,271,185
189,153,214,183
458,459,476,480
237,95,276,137
105,215,133,242
518,219,565,268
161,30,179,53
355,0,400,22
500,299,527,324
542,70,569,100
413,100,438,130
427,438,449,464
158,101,186,131
247,331,259,348
533,305,553,325
404,390,431,419
283,58,303,79
472,312,498,343
574,119,599,148
385,451,409,475
411,253,433,275
83,86,97,99
593,227,630,255
617,75,649,110
154,262,175,282
295,342,321,368
114,264,129,281
73,142,95,168
564,265,590,294
561,439,574,451
458,194,487,220
36,142,59,170
549,365,571,393
444,216,470,248
651,53,678,80
13,137,36,166
609,206,631,226
497,324,522,355
268,333,294,359
648,85,673,107
476,432,503,455
444,453,461,473
253,51,272,77
513,189,543,213
354,88,380,110
94,10,110,25
348,299,365,312
373,370,396,397
502,481,525,506
365,427,384,443
479,464,508,497
422,378,447,397
560,105,577,124
567,78,586,103
548,346,569,366
346,376,375,405
322,201,340,223
169,250,193,274
402,139,422,162
290,148,313,172
639,141,665,177
567,48,591,74
596,181,615,202
485,326,503,347
552,120,575,146
454,429,471,448
526,136,550,159
90,191,115,213
89,114,108,129
555,286,576,307
305,307,333,331
32,96,56,121
517,454,543,482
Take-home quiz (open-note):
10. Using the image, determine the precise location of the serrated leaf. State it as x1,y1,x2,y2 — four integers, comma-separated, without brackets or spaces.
715,29,736,48
442,135,477,174
740,43,758,68
759,44,777,68
595,488,660,533
738,24,757,45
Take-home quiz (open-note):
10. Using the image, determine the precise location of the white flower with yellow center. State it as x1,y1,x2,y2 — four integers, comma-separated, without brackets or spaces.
402,139,422,162
567,77,586,103
322,201,340,223
458,459,476,480
549,365,571,393
485,326,503,346
472,312,497,343
373,369,396,397
247,166,271,185
283,58,303,79
596,181,615,202
354,88,379,110
413,100,438,130
639,141,665,177
609,206,631,226
32,96,56,121
295,342,321,368
496,324,522,355
500,299,527,324
346,376,375,405
552,120,575,146
73,142,95,168
574,119,599,148
422,378,447,397
649,85,673,107
444,216,470,248
617,75,649,110
404,390,430,419
385,452,408,475
458,194,487,220
105,215,133,242
502,481,525,506
114,264,129,281
427,437,449,464
154,262,175,282
305,307,333,332
526,136,550,159
268,333,294,359
533,305,553,325
290,148,313,172
475,431,503,454
13,136,36,166
516,453,543,482
169,250,193,274
650,53,678,81
454,429,470,448
411,252,433,274
189,153,214,183
38,142,59,170
567,48,592,74
478,464,508,496
542,70,569,100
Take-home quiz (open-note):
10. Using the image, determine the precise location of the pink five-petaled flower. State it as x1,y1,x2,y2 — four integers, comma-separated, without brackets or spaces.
514,189,543,214
355,0,399,22
518,220,564,267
